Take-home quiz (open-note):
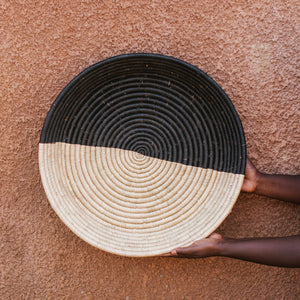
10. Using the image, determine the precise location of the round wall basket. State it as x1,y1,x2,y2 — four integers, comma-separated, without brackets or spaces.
39,53,246,257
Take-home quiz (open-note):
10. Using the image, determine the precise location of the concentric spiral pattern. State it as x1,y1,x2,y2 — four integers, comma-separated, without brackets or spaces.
39,54,246,256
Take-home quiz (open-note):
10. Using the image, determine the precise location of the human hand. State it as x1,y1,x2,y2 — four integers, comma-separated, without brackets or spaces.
241,158,260,193
163,233,223,258
241,158,300,202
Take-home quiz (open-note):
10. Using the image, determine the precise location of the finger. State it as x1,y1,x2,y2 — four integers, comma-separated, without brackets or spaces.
173,247,192,256
160,250,178,257
209,232,222,240
241,179,253,193
173,251,197,258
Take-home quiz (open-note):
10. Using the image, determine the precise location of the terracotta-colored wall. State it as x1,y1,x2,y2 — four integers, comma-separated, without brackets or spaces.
1,1,299,298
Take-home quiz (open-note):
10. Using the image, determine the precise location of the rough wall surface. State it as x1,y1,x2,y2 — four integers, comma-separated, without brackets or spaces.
1,0,299,299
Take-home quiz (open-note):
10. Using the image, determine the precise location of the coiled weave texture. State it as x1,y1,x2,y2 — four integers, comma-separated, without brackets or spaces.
39,54,246,256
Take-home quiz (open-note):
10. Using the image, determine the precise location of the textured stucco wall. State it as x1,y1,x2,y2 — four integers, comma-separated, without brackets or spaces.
1,0,299,299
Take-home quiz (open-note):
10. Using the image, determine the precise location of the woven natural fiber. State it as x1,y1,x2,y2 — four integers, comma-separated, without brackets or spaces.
39,53,246,257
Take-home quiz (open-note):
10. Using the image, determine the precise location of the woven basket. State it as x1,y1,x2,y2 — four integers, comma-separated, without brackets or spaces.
39,53,246,256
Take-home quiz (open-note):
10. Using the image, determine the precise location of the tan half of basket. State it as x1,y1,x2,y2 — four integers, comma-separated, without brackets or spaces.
39,142,244,257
